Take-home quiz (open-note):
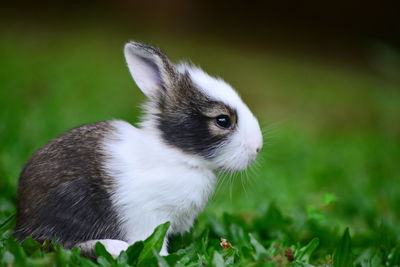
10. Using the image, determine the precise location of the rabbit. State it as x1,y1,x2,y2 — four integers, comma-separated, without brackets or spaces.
14,41,263,257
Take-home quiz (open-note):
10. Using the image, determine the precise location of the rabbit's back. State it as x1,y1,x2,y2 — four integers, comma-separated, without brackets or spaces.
15,122,124,248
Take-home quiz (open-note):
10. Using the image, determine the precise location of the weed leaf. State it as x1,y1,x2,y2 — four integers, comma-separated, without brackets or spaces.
296,238,319,263
212,251,225,267
249,233,268,260
95,242,115,265
137,221,170,266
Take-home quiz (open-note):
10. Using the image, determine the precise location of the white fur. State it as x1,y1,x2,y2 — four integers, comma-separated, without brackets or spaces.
104,120,216,255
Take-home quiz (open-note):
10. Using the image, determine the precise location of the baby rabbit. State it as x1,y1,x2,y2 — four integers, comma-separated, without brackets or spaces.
15,42,263,257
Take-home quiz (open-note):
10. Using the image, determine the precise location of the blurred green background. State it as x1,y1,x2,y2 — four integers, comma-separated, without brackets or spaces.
1,0,399,259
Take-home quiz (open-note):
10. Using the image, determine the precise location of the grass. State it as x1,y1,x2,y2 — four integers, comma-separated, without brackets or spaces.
0,24,399,266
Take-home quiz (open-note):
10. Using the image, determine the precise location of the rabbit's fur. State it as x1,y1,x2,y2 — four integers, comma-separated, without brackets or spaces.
15,42,263,256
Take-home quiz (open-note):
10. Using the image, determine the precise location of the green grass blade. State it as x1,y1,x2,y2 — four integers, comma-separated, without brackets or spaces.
333,228,353,267
0,214,16,233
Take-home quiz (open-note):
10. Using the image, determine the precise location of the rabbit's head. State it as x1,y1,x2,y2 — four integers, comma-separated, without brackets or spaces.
124,42,263,172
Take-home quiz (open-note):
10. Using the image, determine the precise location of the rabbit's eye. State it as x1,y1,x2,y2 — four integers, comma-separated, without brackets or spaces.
215,115,232,129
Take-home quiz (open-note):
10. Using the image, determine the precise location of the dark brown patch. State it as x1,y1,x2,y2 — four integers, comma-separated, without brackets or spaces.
15,122,124,248
155,71,237,158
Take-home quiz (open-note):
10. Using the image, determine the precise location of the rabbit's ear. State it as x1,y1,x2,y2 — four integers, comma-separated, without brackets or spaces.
124,42,176,97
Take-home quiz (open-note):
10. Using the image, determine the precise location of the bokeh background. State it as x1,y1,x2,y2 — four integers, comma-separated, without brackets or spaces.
1,0,400,256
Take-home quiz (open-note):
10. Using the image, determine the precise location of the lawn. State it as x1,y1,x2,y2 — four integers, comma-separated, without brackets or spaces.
0,24,399,266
